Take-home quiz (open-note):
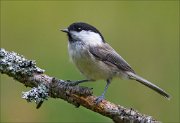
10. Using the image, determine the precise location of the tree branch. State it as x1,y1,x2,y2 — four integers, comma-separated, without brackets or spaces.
0,48,159,123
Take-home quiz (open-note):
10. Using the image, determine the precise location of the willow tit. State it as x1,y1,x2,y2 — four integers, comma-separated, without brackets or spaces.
61,22,170,103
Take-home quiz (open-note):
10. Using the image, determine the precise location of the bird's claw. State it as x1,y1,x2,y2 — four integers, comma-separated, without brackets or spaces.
67,79,91,86
67,81,79,86
95,95,104,104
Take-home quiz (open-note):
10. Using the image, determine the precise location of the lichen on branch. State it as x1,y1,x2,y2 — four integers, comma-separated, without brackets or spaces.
0,48,159,123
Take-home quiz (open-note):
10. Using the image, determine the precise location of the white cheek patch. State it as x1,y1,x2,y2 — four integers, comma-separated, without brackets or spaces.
71,31,103,46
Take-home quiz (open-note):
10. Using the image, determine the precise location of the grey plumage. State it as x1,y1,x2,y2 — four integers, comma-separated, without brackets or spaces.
127,72,170,99
61,22,170,103
89,43,135,73
89,43,170,99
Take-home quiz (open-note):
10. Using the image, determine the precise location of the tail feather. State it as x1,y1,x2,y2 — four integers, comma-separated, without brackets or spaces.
127,72,170,99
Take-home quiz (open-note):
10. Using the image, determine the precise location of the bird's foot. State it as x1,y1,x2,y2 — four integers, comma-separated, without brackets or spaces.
67,79,91,86
95,95,104,104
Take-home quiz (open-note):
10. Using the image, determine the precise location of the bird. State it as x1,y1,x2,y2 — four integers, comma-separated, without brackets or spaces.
61,22,170,104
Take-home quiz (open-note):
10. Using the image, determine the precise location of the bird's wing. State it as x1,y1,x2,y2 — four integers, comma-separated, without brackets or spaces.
89,43,135,73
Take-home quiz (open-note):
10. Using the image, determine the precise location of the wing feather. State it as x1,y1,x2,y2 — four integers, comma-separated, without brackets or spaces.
89,43,135,73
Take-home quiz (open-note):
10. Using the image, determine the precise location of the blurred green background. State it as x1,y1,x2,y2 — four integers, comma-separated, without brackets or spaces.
0,1,179,122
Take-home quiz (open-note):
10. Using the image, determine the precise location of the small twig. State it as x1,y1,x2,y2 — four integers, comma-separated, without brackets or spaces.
0,48,159,123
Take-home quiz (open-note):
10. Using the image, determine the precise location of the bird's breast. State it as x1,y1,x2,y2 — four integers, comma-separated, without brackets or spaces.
68,42,116,80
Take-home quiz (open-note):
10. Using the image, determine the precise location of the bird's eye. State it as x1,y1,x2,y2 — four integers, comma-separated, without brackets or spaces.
77,27,82,31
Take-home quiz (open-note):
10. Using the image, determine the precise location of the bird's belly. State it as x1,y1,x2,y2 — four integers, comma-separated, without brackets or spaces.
75,57,113,80
68,43,114,80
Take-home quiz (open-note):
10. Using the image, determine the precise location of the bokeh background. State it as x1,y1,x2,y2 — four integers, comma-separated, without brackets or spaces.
0,1,179,122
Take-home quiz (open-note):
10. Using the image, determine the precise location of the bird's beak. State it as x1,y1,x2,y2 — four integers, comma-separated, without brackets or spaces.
61,28,69,33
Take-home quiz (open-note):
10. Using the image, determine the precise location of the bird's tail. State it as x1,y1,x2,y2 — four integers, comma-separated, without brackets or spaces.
126,72,171,99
